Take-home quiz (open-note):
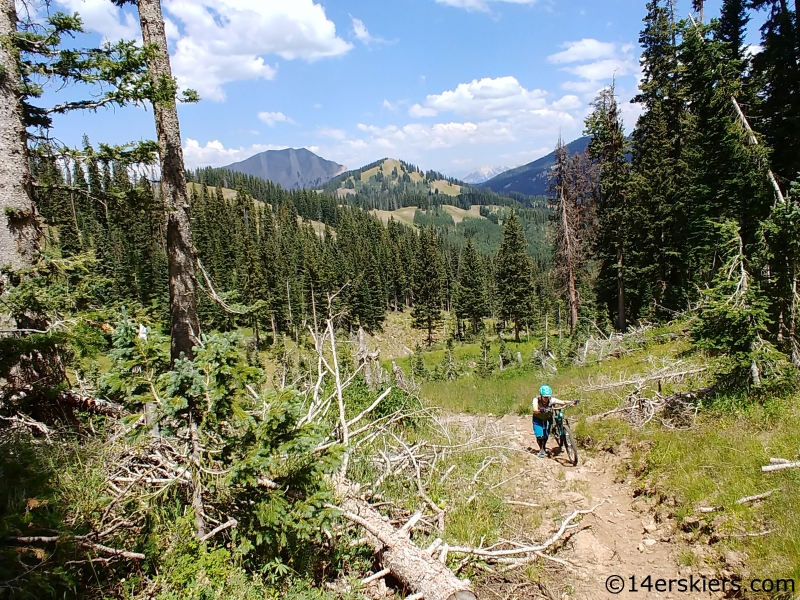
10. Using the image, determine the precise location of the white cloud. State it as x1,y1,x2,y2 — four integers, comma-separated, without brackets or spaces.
56,0,353,102
409,104,438,118
183,139,286,168
315,103,579,169
434,0,537,12
564,58,635,81
258,111,293,126
56,0,141,42
551,94,582,111
409,76,548,119
550,39,637,103
351,16,384,44
548,39,618,64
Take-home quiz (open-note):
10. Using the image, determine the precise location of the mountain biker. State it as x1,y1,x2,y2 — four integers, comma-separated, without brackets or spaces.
532,385,572,458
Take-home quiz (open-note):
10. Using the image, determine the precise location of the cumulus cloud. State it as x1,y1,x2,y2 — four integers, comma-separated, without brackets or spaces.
564,58,635,81
547,39,617,64
547,39,637,100
434,0,537,12
55,0,353,102
409,76,548,119
183,139,287,168
315,106,578,168
258,111,293,126
56,0,141,42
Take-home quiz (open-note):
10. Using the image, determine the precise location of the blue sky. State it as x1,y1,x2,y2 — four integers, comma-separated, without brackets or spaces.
43,0,763,178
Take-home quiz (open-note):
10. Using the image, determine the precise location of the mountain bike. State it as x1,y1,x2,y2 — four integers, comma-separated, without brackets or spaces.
551,401,579,466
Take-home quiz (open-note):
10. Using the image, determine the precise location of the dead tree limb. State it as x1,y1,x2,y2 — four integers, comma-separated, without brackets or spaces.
735,490,777,505
328,493,476,600
762,461,800,473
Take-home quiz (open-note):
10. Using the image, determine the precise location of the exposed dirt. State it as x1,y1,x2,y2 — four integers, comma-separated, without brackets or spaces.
448,414,728,600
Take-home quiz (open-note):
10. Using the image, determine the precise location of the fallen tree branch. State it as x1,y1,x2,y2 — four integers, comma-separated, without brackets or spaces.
8,535,145,560
8,386,124,417
735,490,777,505
583,367,707,391
199,518,237,542
362,568,391,585
327,490,476,600
446,501,604,559
761,461,800,473
506,500,541,508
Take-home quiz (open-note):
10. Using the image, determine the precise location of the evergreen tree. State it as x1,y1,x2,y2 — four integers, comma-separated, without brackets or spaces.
628,0,692,317
412,227,444,345
585,83,633,332
410,342,429,381
455,237,488,335
693,221,775,385
495,210,534,341
475,330,494,377
761,186,800,367
750,0,800,188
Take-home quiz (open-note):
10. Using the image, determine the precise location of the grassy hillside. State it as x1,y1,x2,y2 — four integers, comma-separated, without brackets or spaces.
324,157,463,198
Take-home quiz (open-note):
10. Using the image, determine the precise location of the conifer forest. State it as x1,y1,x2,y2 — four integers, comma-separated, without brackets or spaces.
2,0,800,599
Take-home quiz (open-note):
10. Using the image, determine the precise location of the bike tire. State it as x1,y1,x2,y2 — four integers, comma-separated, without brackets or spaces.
562,421,579,466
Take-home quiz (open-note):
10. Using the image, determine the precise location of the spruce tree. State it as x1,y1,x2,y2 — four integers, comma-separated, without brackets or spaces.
495,210,534,342
628,0,692,317
410,342,429,381
412,227,444,345
585,83,632,332
761,186,800,367
455,237,488,335
750,0,800,186
475,330,494,377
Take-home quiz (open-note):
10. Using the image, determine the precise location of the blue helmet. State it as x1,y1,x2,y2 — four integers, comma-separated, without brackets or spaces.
539,385,553,397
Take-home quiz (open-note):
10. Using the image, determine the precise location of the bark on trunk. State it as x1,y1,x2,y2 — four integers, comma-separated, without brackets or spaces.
0,0,39,275
136,0,199,364
616,245,626,332
339,490,476,600
560,186,579,334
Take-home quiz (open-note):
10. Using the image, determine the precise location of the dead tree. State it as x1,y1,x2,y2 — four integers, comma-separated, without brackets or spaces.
548,139,595,334
305,295,478,599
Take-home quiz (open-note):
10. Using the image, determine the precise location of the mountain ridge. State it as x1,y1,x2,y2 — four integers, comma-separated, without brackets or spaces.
222,147,346,190
480,137,591,196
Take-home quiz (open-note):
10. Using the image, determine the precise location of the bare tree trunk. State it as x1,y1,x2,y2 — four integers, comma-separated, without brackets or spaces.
616,245,626,332
0,0,39,276
136,0,199,364
560,186,579,334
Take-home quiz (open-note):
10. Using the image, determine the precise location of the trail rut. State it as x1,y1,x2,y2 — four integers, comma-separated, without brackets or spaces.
449,414,725,600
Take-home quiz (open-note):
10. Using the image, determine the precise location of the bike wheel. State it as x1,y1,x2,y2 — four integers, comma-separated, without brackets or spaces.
562,421,579,466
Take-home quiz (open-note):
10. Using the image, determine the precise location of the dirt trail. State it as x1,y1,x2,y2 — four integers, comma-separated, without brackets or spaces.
449,414,724,600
